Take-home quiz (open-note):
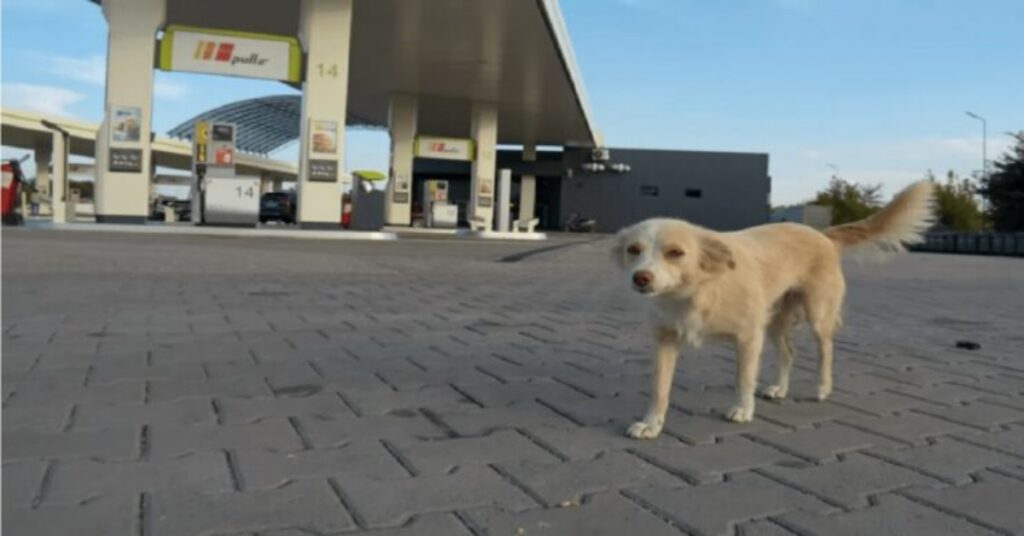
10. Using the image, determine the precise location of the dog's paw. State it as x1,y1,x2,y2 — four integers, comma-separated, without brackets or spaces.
761,384,788,400
816,383,832,401
725,405,754,423
626,419,663,439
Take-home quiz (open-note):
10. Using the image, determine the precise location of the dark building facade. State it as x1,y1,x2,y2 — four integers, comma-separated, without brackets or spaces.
412,147,770,232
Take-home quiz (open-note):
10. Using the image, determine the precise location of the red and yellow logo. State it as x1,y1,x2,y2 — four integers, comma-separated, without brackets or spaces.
192,40,268,66
193,41,235,62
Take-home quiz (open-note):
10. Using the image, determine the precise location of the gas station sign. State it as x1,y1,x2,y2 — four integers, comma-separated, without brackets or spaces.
159,25,301,82
414,136,474,161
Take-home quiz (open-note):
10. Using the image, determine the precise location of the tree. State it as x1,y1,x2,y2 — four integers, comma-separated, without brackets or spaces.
929,170,984,231
980,131,1024,231
813,177,882,225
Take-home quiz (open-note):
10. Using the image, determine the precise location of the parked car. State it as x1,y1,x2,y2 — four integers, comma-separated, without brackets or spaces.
259,191,296,224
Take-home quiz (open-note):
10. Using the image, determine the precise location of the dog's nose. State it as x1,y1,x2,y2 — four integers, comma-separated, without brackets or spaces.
632,270,653,288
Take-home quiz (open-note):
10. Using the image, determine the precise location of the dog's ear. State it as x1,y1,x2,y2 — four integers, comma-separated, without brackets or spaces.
699,235,735,274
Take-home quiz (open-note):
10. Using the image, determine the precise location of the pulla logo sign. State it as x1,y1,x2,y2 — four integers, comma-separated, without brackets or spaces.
193,41,269,67
160,26,300,82
427,142,459,154
415,136,475,162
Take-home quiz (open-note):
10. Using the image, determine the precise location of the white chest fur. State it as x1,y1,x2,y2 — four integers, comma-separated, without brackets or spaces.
650,295,706,347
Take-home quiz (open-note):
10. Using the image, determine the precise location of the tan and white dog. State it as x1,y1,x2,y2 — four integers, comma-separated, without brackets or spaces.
611,181,935,439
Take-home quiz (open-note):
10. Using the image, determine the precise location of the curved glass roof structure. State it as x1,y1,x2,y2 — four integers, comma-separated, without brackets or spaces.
166,95,380,155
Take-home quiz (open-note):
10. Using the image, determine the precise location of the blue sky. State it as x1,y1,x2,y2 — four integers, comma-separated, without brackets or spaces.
2,0,1022,204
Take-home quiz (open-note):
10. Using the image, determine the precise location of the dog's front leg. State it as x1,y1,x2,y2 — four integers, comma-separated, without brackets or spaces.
726,330,765,423
627,328,682,439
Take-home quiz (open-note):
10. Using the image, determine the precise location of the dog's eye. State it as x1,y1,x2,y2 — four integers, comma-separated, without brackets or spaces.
665,248,685,259
626,245,642,256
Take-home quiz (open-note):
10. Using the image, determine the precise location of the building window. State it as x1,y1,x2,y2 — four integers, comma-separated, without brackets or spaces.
685,188,702,198
640,185,659,197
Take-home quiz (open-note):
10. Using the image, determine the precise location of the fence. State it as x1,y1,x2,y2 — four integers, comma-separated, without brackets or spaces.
913,232,1024,257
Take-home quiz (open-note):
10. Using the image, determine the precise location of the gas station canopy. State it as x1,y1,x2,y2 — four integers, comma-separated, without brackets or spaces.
96,0,598,148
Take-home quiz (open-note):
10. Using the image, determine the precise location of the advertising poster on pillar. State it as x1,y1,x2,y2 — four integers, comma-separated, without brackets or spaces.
310,120,338,156
110,105,141,144
478,177,493,208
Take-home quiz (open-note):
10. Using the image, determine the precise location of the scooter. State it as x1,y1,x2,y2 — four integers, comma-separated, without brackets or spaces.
565,212,597,233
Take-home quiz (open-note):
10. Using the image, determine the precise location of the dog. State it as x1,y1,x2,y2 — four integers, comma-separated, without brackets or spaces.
611,181,935,439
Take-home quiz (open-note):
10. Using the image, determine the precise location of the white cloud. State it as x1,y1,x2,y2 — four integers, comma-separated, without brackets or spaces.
154,80,188,101
769,136,1015,205
1,83,85,116
41,54,106,86
33,53,189,101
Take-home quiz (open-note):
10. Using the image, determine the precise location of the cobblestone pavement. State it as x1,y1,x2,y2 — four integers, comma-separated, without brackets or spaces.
3,228,1024,536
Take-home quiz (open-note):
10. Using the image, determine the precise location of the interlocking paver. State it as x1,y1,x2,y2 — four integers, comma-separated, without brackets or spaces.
432,401,576,436
260,513,474,536
234,442,409,489
148,376,273,402
914,401,1024,431
216,392,355,424
1,403,73,432
496,450,682,506
2,460,47,509
149,479,356,535
866,437,1021,484
466,492,685,535
778,494,1001,536
827,390,935,416
73,397,217,428
298,413,449,447
954,425,1024,456
838,412,977,445
633,435,798,483
5,230,1024,536
629,472,833,536
148,420,304,457
337,465,536,527
89,362,206,384
3,379,143,408
391,429,561,474
453,378,592,407
343,384,474,415
517,423,637,460
761,452,940,507
2,495,138,536
905,471,1024,534
663,412,787,445
751,422,903,461
43,451,234,504
3,426,139,461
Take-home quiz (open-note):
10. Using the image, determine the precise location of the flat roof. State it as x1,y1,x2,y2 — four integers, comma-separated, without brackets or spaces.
91,0,598,147
0,108,298,180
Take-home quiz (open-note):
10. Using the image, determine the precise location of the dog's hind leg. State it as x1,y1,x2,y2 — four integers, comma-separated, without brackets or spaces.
803,279,844,401
627,327,682,439
762,293,800,401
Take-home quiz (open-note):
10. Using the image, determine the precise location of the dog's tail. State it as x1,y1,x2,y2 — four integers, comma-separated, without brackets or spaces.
823,180,936,255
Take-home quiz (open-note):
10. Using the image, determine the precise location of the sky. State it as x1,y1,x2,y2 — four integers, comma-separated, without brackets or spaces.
2,0,1022,204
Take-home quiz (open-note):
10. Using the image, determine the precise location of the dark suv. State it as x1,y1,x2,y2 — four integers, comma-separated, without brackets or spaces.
259,192,296,224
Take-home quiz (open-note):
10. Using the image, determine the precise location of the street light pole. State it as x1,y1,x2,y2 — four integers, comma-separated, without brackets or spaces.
966,111,987,182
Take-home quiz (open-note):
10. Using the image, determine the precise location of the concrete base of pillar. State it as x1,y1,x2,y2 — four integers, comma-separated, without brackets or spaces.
299,222,343,231
96,215,147,224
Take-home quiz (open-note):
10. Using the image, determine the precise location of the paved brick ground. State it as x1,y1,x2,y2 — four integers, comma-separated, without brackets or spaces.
3,228,1023,536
